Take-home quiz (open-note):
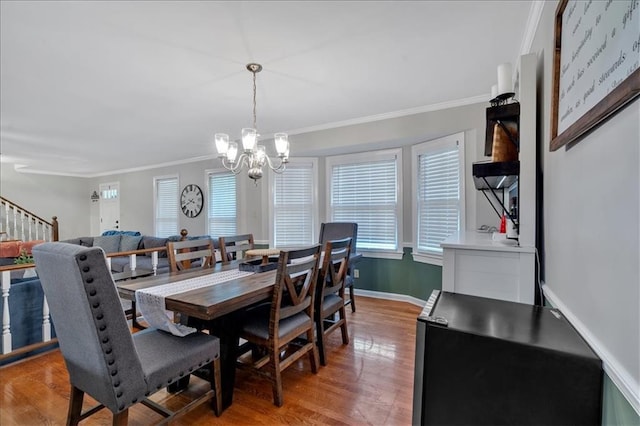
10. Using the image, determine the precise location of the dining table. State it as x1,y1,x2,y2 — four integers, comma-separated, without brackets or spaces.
116,252,362,410
117,260,277,409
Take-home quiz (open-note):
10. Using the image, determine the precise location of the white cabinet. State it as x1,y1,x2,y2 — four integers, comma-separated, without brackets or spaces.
442,231,535,304
441,53,537,305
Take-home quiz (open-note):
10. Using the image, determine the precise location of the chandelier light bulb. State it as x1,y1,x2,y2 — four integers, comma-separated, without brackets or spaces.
226,141,238,163
274,133,289,156
256,145,266,165
241,128,257,152
214,133,230,155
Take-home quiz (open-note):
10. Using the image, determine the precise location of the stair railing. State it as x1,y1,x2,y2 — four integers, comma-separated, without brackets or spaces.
0,196,58,242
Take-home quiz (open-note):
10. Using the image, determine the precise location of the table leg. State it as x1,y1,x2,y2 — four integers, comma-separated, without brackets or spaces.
204,312,242,409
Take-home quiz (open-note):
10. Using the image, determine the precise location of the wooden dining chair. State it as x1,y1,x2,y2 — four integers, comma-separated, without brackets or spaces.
318,222,358,312
166,238,216,329
236,245,322,407
315,237,352,366
218,234,254,264
167,238,215,272
32,242,222,425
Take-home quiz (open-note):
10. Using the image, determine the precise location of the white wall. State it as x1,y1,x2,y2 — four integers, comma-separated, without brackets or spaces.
2,101,493,243
85,158,261,238
532,0,639,414
0,165,90,240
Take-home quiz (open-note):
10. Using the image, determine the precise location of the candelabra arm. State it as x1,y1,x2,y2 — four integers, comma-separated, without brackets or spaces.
264,155,287,174
220,153,250,175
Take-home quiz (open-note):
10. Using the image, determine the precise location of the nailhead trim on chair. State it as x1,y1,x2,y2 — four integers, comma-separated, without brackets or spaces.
77,252,131,412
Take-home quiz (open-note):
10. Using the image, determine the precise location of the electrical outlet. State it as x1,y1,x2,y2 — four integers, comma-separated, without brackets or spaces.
354,269,359,278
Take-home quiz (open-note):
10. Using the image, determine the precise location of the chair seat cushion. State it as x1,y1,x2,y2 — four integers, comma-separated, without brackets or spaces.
345,274,354,288
133,328,219,392
241,305,312,341
321,293,343,317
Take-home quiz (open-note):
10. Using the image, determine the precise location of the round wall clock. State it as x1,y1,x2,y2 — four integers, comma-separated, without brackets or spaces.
180,184,204,218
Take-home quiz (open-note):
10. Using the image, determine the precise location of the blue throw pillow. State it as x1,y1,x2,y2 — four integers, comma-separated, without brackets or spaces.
121,230,141,236
93,235,121,254
119,235,142,252
101,230,141,236
101,230,120,236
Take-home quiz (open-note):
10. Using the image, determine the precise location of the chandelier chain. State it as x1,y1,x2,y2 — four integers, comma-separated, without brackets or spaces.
252,70,257,130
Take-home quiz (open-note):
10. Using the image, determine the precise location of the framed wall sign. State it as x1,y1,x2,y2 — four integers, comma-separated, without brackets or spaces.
550,0,640,151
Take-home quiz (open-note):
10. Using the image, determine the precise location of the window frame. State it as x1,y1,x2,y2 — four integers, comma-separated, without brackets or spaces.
153,174,179,238
268,157,319,248
411,132,466,266
326,148,403,260
205,168,238,238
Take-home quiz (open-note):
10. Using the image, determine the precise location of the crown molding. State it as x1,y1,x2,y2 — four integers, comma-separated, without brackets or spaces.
285,94,490,136
519,0,545,56
13,155,217,179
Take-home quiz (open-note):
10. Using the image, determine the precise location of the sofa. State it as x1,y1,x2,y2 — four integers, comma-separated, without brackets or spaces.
61,231,216,275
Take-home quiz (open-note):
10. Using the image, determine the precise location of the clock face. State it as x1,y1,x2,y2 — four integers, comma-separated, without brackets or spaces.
180,184,204,218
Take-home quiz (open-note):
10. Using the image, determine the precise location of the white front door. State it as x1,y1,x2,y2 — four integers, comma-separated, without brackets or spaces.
99,182,120,234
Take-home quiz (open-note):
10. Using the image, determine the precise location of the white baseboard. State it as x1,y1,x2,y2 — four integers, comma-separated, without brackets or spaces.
543,284,640,415
354,289,425,308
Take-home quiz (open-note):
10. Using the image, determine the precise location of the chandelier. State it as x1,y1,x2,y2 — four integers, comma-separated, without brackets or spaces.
213,63,289,182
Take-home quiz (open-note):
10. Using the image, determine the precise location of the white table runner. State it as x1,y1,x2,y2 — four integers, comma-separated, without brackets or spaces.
135,269,255,336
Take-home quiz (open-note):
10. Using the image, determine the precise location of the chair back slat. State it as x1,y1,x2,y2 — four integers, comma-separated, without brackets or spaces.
218,234,254,263
320,237,352,297
167,239,214,272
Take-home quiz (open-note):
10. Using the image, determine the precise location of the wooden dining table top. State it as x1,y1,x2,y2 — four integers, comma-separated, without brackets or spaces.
117,261,277,321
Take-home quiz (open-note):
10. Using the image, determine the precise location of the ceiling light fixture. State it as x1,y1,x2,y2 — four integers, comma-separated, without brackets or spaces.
213,63,289,182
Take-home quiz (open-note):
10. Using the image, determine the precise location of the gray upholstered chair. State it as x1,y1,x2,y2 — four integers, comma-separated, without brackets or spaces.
315,237,352,366
218,234,254,264
236,245,321,406
318,222,358,312
32,242,222,425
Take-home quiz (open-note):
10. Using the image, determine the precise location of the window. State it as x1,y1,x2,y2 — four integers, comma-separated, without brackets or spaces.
207,170,237,236
154,176,178,237
270,159,317,247
326,149,403,258
412,132,465,265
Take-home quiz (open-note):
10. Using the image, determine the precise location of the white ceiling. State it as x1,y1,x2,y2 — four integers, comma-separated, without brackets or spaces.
0,1,535,177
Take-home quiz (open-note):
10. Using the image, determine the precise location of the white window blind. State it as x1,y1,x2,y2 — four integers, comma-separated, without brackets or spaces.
273,162,315,247
208,172,237,236
415,134,464,256
329,153,400,251
154,177,178,237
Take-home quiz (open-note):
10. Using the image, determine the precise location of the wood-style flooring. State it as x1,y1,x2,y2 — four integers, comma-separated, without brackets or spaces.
0,296,422,425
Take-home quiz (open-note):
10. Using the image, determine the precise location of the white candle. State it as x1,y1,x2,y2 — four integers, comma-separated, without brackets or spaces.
491,84,498,99
497,62,512,95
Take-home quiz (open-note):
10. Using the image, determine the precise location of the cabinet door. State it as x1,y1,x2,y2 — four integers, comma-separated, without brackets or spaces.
443,248,534,304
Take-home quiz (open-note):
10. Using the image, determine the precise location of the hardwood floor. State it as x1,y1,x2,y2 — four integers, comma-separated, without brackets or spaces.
0,296,422,425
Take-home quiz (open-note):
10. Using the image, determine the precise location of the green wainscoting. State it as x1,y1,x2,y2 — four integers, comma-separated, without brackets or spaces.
603,375,640,426
354,247,441,301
